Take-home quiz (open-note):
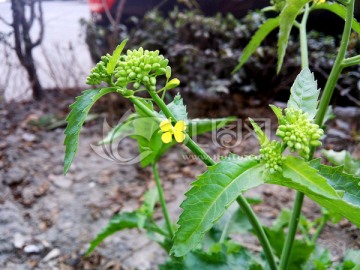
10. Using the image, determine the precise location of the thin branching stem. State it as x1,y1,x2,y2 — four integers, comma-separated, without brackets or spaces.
280,1,356,269
152,162,175,238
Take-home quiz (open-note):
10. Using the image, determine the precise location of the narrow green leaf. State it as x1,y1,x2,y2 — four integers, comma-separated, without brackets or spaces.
312,2,360,35
172,156,265,257
107,39,128,74
267,156,360,227
249,118,269,145
87,212,151,255
277,0,311,73
63,88,116,174
269,105,284,122
287,68,320,119
232,17,280,73
139,187,159,217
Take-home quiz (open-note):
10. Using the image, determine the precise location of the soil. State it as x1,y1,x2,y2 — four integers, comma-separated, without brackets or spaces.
0,89,359,270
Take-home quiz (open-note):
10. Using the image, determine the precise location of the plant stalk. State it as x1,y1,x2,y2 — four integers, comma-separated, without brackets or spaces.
279,4,309,269
152,162,175,238
280,1,355,269
236,196,278,270
314,0,355,129
342,54,360,68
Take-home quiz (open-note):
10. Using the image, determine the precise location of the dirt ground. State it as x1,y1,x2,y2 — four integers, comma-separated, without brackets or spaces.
0,90,359,270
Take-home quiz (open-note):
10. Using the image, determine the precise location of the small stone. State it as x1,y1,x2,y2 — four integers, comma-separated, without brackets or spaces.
5,167,27,185
24,244,41,254
22,133,37,142
13,233,26,249
49,174,72,189
21,187,35,206
42,248,61,262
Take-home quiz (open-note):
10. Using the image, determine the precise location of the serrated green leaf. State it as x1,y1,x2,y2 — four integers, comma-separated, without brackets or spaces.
322,150,360,176
64,88,116,174
162,93,188,120
107,39,128,74
249,118,269,146
172,156,265,257
232,17,280,73
267,156,360,227
310,159,360,208
277,0,311,73
87,212,151,255
161,244,263,270
312,2,360,35
287,68,320,119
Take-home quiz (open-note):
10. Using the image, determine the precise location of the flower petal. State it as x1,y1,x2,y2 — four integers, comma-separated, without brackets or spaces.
174,131,185,143
161,132,173,143
160,119,172,132
174,120,186,132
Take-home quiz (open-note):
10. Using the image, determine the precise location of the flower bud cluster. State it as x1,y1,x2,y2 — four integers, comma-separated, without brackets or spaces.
86,54,111,85
276,108,323,159
114,48,169,91
260,140,284,174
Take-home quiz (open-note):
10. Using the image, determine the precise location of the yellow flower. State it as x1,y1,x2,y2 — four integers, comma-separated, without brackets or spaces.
160,119,187,143
314,0,325,4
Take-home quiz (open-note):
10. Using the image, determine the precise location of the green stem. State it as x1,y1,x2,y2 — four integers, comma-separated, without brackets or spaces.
279,4,310,269
342,54,360,68
300,4,310,69
311,215,329,244
236,197,278,270
145,90,278,270
279,192,305,270
314,0,355,129
280,1,355,269
152,162,175,238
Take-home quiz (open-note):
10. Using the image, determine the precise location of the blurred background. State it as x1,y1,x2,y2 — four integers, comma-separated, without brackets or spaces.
0,0,359,269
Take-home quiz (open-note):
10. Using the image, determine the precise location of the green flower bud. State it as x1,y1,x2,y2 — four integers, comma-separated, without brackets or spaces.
142,76,150,84
134,82,140,89
259,140,284,174
275,107,324,158
150,77,156,85
165,78,180,90
128,72,136,79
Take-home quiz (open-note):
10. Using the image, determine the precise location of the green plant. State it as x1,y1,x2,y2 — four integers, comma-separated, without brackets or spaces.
64,0,360,268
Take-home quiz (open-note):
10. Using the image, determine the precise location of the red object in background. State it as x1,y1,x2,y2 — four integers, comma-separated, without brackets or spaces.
88,0,116,13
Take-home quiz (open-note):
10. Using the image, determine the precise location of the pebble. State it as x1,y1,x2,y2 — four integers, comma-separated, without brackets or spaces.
13,233,27,249
24,244,41,254
42,248,61,262
49,174,72,189
5,167,27,185
22,133,37,142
